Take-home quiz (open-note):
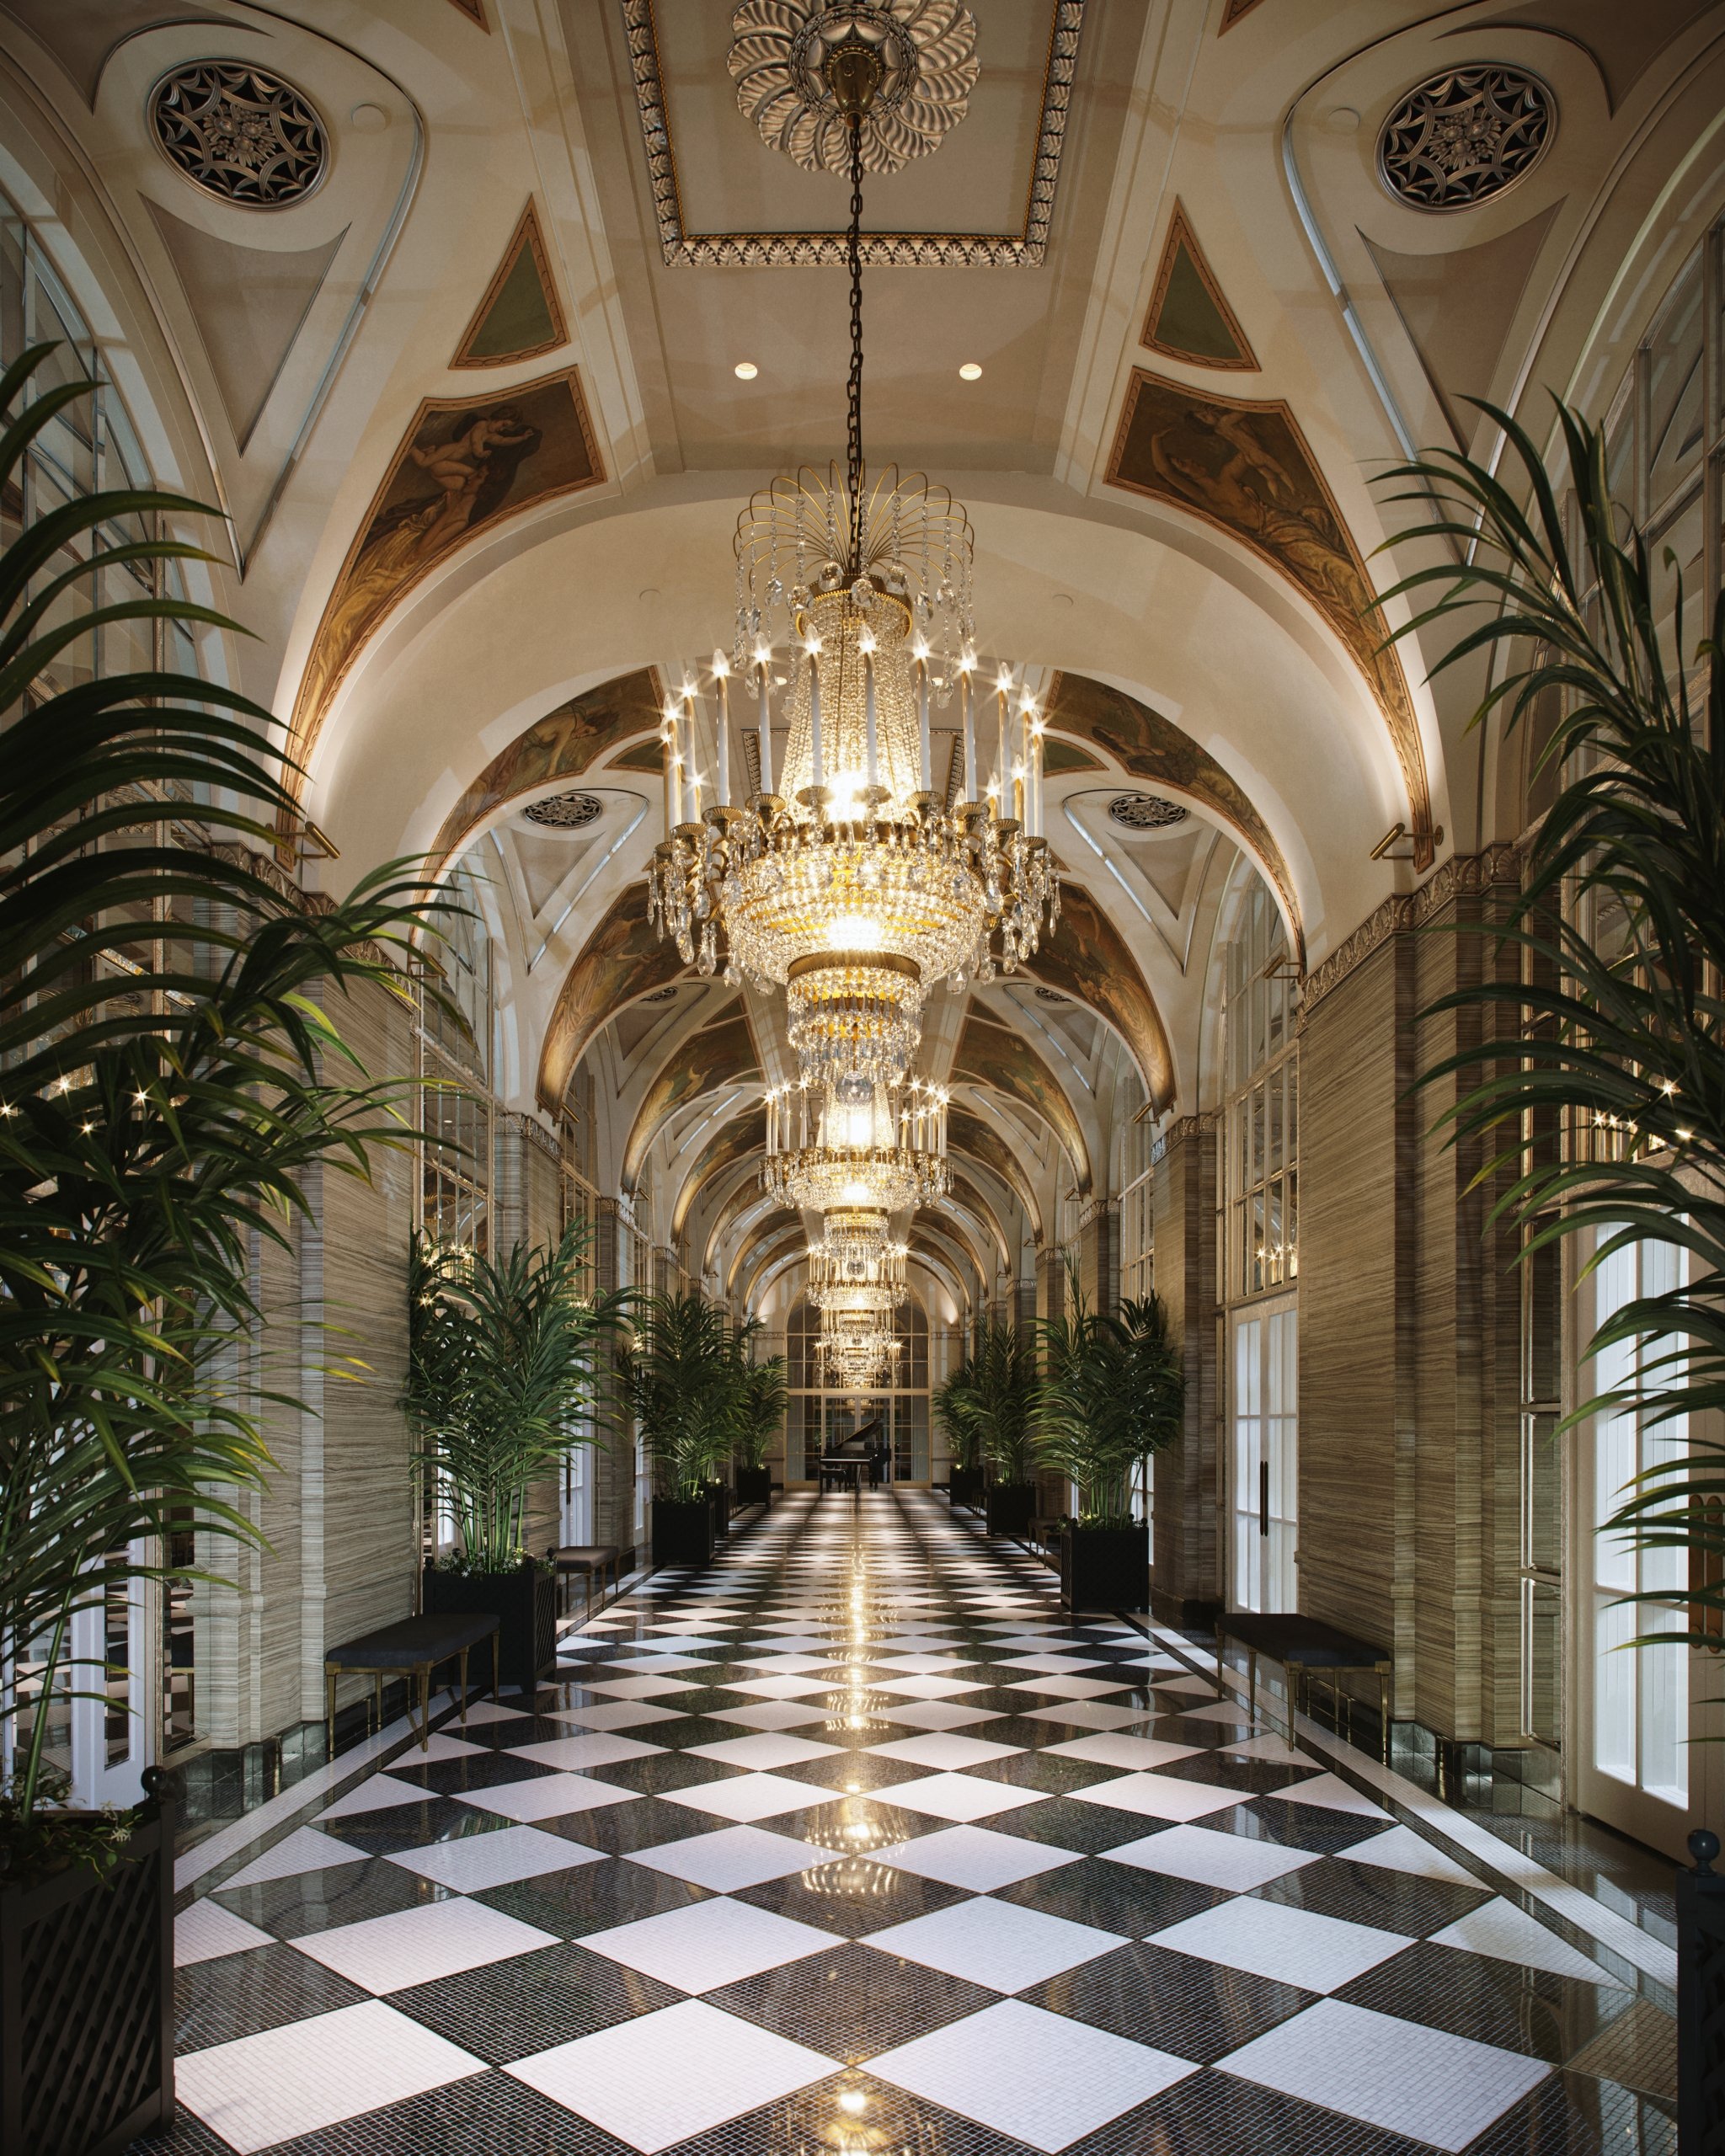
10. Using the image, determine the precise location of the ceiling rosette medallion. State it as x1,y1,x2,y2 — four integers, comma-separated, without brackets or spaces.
728,0,980,177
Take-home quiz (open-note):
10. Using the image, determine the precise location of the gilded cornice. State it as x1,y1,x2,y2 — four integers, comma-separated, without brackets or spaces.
1297,846,1522,1021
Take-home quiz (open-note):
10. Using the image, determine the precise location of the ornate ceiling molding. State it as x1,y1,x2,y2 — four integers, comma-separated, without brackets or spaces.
622,0,1085,268
1298,845,1521,1018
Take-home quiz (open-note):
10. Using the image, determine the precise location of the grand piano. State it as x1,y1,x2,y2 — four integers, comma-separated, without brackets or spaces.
818,1411,890,1495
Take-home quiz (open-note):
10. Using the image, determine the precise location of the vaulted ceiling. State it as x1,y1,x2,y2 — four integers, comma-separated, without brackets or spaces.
7,0,1720,1308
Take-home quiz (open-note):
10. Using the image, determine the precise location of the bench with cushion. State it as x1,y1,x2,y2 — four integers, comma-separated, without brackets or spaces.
323,1612,499,1753
547,1543,622,1620
1214,1610,1392,1762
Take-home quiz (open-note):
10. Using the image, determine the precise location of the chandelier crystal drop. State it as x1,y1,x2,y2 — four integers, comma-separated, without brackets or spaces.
644,29,1060,1106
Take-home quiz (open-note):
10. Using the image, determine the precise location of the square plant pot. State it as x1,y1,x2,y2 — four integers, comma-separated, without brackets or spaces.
948,1465,985,1511
0,1774,175,2156
422,1561,556,1692
1061,1523,1150,1612
652,1497,715,1571
734,1465,773,1508
704,1481,731,1541
985,1482,1038,1539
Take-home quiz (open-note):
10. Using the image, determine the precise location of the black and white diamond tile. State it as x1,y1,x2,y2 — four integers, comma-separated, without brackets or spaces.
149,1491,1674,2155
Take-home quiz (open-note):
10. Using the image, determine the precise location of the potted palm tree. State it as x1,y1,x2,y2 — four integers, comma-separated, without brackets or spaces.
405,1225,627,1688
940,1321,1040,1537
619,1292,735,1568
0,345,444,2155
730,1339,787,1508
1034,1292,1183,1610
934,1364,985,1509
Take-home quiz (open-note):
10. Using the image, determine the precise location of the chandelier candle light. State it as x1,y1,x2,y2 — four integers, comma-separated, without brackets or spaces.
762,1072,949,1215
645,14,1059,1098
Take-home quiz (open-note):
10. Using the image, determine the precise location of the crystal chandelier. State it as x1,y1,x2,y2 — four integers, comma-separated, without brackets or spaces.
808,1230,908,1317
645,25,1060,1094
762,1072,948,1214
819,1307,901,1390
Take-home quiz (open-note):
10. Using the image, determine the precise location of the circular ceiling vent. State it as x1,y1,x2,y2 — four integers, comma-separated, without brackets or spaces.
522,790,605,830
1108,792,1189,831
1377,66,1553,211
1033,988,1069,1005
644,985,680,1004
150,62,327,206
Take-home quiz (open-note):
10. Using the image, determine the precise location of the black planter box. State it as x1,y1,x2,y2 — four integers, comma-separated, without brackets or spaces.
1062,1523,1150,1611
1,1774,174,2156
704,1481,731,1541
985,1482,1038,1538
653,1497,715,1570
734,1465,773,1508
948,1466,985,1511
422,1562,555,1691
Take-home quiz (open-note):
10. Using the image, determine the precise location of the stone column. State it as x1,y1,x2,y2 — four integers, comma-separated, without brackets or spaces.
1150,1113,1220,1625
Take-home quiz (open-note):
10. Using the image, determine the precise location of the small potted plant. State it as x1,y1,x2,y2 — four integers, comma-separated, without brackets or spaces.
407,1225,627,1687
1033,1289,1183,1612
731,1343,787,1508
618,1292,736,1569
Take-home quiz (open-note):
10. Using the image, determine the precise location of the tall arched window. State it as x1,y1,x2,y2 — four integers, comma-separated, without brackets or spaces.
1218,872,1298,1614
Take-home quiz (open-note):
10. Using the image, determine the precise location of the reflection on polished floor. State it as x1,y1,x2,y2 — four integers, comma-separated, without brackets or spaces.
141,1495,1676,2154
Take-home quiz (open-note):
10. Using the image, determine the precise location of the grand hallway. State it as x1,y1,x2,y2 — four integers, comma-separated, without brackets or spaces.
148,1497,1668,2155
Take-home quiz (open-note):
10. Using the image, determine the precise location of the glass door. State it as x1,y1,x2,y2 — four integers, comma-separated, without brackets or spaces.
1231,1301,1297,1612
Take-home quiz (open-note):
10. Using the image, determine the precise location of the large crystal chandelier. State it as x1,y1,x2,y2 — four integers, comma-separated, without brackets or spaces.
809,1231,908,1317
819,1307,901,1390
762,1072,948,1215
645,22,1059,1099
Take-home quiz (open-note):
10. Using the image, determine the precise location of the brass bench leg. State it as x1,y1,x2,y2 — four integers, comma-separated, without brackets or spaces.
419,1664,431,1749
373,1672,383,1739
1248,1647,1258,1732
325,1668,336,1763
459,1646,471,1728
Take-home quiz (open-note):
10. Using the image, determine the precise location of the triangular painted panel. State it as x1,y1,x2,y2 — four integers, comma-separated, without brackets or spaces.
452,202,568,368
447,0,487,26
1220,0,1268,29
1142,203,1257,371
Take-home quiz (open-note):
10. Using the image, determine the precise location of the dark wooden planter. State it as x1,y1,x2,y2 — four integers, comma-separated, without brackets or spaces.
985,1482,1038,1538
653,1497,714,1570
948,1465,985,1511
421,1562,555,1690
1,1770,175,2156
1061,1523,1150,1611
734,1465,773,1508
704,1481,731,1540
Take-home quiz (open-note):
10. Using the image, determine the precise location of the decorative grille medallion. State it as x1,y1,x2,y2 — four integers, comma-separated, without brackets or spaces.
1108,792,1189,831
1377,65,1553,212
1033,987,1069,1003
729,0,979,179
150,61,327,207
522,790,606,830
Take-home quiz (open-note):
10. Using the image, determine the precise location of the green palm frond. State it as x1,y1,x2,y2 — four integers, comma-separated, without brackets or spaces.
0,345,451,1823
1031,1284,1183,1522
618,1292,737,1500
1376,392,1725,1661
937,1319,1039,1486
403,1225,628,1569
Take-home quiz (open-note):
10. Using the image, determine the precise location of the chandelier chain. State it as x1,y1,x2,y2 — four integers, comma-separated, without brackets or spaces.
846,114,866,573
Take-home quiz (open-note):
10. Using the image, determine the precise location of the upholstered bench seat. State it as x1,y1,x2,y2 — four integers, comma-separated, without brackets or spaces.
324,1613,499,1753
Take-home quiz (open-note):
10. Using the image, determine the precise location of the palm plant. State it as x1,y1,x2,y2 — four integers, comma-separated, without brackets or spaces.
1378,396,1725,1657
1033,1288,1183,1525
0,344,447,1838
729,1336,788,1474
403,1225,628,1571
619,1291,737,1501
940,1319,1039,1486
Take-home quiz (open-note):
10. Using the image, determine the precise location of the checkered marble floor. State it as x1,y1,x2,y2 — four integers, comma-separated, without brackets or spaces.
136,1492,1677,2155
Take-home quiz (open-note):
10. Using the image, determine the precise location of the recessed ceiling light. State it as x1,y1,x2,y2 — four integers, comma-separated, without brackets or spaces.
734,361,759,379
958,362,983,380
